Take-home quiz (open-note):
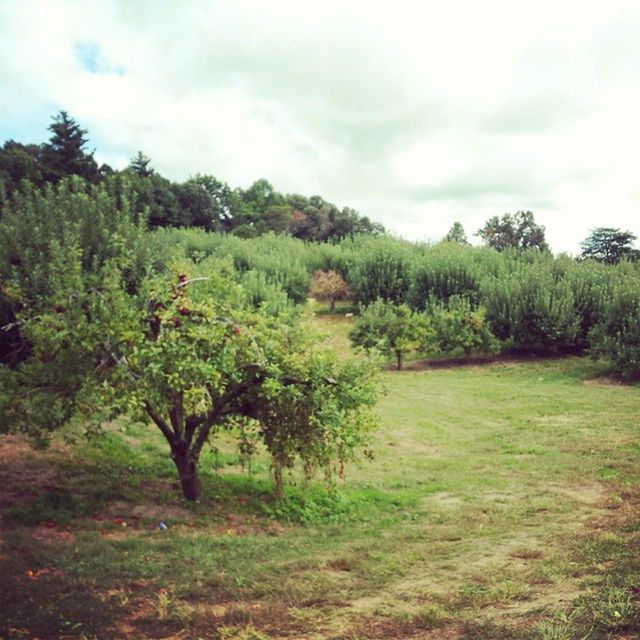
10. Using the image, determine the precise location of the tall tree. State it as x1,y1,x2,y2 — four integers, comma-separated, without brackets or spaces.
242,178,284,214
445,221,469,245
191,174,239,232
41,111,98,182
476,211,548,252
172,179,215,228
129,151,154,178
579,228,639,264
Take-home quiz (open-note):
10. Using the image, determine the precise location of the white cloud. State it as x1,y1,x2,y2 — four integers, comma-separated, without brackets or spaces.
2,0,640,253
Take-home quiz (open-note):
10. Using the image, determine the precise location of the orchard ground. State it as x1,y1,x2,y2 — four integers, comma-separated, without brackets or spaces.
0,315,638,640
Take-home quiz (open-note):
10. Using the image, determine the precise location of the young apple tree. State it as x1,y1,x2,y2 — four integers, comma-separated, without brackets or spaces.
349,299,434,370
308,269,350,312
2,253,378,501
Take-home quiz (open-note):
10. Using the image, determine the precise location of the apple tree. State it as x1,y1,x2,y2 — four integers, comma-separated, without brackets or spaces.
349,299,434,370
308,269,350,312
1,252,379,501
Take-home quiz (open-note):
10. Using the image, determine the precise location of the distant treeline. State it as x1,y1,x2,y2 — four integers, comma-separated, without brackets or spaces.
0,111,384,241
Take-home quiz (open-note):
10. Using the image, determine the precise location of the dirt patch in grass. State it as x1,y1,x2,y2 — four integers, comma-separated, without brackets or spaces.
425,492,465,509
28,524,76,544
480,580,586,620
345,615,466,639
548,481,607,508
105,499,194,522
384,432,442,456
584,375,625,386
209,512,286,537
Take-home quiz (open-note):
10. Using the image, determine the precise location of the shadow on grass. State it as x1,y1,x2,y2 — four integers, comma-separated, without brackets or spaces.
0,430,413,638
0,548,120,639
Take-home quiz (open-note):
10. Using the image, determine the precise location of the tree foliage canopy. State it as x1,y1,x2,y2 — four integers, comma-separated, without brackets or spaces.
580,227,639,265
350,299,433,370
444,221,469,245
476,211,548,252
0,111,385,242
0,179,380,500
308,270,350,311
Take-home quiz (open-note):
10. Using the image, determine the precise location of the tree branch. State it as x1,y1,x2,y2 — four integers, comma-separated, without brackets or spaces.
168,391,184,440
190,378,262,458
144,401,175,447
174,277,209,290
184,364,265,445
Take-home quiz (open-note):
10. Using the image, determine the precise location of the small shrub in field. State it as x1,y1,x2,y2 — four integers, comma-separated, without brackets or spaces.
349,299,434,369
308,269,350,311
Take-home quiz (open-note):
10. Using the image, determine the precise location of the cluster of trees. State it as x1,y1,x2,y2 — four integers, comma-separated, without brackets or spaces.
450,216,639,266
0,178,379,500
2,113,640,503
346,237,640,364
0,112,384,241
474,210,548,252
349,298,498,369
139,228,640,378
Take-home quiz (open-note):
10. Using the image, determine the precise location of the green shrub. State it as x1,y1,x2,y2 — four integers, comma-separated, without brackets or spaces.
589,274,640,379
480,255,580,352
427,297,500,358
348,236,415,305
409,243,481,309
349,299,434,369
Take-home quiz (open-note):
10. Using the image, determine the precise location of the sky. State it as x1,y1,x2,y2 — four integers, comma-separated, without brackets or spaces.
1,0,640,254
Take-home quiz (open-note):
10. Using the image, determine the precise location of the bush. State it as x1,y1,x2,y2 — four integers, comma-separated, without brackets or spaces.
589,274,640,380
427,297,499,358
409,244,481,309
348,236,415,305
480,255,580,352
349,299,434,369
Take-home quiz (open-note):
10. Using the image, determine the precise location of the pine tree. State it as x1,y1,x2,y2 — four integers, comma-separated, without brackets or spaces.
41,111,98,182
445,221,469,245
129,151,154,177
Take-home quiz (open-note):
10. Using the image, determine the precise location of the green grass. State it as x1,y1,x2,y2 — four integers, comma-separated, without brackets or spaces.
1,317,638,639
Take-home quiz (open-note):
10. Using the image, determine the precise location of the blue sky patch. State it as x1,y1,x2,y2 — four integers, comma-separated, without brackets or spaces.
74,41,125,75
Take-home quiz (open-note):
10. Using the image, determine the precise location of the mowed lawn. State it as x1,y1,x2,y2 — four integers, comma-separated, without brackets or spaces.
0,317,638,639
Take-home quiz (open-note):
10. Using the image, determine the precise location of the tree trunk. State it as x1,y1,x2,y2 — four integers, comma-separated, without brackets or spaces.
395,350,403,370
172,446,201,501
273,461,284,501
329,297,336,313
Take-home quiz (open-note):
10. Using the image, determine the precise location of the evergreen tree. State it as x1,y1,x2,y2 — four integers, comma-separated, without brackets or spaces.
41,111,98,182
129,151,154,177
445,221,469,245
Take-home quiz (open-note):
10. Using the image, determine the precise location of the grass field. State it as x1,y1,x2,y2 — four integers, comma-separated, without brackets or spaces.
1,316,639,639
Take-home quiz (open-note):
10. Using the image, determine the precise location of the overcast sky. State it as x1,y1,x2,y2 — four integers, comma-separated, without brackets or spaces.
2,0,640,254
